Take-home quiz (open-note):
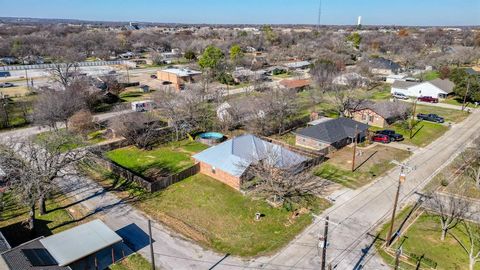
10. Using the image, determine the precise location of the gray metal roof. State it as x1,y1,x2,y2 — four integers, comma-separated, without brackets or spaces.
369,57,401,70
355,101,410,120
392,80,419,90
39,220,122,267
0,237,71,270
193,134,307,177
429,78,455,94
0,232,10,253
296,118,369,144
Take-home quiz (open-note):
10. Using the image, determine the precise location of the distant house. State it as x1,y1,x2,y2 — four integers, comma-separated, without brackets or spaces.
156,68,202,91
465,67,480,77
231,68,267,83
0,57,17,65
216,97,267,123
160,49,182,64
0,220,124,270
368,57,401,75
385,74,419,84
279,79,311,91
391,78,455,99
283,61,311,70
118,52,136,59
333,72,370,87
349,101,410,128
193,134,307,190
295,117,369,152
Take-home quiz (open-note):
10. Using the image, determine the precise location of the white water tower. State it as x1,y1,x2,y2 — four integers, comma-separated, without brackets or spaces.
357,16,362,26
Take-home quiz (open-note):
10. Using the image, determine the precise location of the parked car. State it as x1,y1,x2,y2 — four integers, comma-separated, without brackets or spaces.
417,113,445,123
150,74,157,79
418,96,438,103
108,70,117,75
392,92,408,100
0,82,14,88
375,130,404,141
372,134,391,144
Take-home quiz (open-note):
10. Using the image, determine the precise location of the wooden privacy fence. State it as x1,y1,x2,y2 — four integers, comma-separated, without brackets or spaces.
86,138,201,192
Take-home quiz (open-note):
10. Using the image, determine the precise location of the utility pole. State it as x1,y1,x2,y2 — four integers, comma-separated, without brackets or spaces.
409,98,418,139
394,238,406,270
125,64,130,84
148,220,155,270
24,69,30,92
462,79,470,111
386,161,412,246
321,216,329,270
351,124,358,172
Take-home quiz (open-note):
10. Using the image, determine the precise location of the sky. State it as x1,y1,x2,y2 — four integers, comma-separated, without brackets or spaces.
1,0,479,26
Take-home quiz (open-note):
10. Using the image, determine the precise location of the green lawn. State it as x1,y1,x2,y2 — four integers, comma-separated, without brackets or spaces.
369,121,449,147
105,141,207,176
119,88,153,102
0,192,77,246
418,71,440,81
135,174,331,257
376,208,479,270
416,104,469,123
110,253,152,270
314,145,411,189
34,129,86,152
271,132,296,146
368,85,392,100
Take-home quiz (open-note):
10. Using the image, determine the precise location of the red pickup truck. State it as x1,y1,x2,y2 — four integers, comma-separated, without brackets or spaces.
418,96,439,103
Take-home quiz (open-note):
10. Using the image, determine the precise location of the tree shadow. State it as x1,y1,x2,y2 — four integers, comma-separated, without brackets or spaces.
353,151,378,172
1,219,52,247
410,124,424,139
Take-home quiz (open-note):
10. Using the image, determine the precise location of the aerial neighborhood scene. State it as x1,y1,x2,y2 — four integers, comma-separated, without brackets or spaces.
1,0,480,269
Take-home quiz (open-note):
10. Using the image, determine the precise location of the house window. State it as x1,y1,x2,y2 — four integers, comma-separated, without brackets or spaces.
369,115,374,122
212,166,216,174
362,113,367,121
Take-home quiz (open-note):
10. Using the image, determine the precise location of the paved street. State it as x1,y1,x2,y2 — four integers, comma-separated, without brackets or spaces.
2,106,479,270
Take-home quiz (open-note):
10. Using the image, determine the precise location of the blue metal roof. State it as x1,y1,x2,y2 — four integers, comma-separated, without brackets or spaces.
193,134,307,177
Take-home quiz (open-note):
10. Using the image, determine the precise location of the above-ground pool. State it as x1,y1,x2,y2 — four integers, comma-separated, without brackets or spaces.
197,132,225,145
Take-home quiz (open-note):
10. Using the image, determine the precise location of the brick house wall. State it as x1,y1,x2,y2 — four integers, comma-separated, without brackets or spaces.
295,135,331,151
157,71,201,91
352,109,387,128
197,161,242,190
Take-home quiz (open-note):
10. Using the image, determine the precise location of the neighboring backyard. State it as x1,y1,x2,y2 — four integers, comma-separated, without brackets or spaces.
105,140,209,177
0,192,82,247
81,165,331,257
376,207,479,270
314,145,411,189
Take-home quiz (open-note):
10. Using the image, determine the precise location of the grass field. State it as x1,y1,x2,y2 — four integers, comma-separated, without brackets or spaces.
136,174,331,257
0,85,30,97
110,253,152,270
0,192,77,247
119,87,153,102
105,141,208,177
368,85,392,100
376,208,478,270
418,71,440,81
415,104,469,123
314,145,410,188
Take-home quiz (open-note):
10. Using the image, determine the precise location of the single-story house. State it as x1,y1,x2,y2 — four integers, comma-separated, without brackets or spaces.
0,220,124,270
295,117,369,151
333,72,370,87
368,57,401,75
216,97,267,123
279,79,311,91
465,67,480,77
391,78,455,99
193,134,307,190
231,68,267,83
283,61,311,70
156,68,202,91
349,101,410,128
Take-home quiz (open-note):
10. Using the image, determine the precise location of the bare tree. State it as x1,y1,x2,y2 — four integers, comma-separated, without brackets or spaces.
425,192,473,241
0,133,83,232
33,86,87,130
68,110,95,137
109,112,162,149
462,141,480,189
450,221,480,270
242,149,326,206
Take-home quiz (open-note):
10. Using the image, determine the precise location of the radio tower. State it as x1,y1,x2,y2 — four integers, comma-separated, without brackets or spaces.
317,0,322,30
